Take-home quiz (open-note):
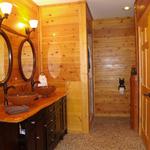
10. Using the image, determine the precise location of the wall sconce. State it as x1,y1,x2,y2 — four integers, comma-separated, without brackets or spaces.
0,2,12,26
25,19,38,35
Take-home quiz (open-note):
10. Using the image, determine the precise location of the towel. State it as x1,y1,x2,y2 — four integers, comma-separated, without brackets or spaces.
4,105,29,115
38,74,48,87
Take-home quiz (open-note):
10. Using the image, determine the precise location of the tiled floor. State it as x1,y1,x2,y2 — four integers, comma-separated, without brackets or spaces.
56,117,145,150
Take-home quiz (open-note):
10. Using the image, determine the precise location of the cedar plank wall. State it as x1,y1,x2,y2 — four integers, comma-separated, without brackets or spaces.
40,2,89,133
93,17,136,116
0,0,39,103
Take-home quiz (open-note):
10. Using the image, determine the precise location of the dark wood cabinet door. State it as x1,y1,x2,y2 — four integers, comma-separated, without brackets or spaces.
26,120,37,150
0,96,67,150
36,114,45,150
25,112,45,150
0,123,19,150
55,100,62,141
44,104,55,124
62,97,67,134
46,123,56,150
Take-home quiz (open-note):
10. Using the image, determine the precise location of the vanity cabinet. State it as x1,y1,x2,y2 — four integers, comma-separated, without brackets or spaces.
0,123,19,150
0,96,67,150
43,97,67,150
19,112,45,150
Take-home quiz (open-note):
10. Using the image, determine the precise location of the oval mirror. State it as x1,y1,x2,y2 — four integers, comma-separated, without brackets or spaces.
0,30,13,86
18,39,36,81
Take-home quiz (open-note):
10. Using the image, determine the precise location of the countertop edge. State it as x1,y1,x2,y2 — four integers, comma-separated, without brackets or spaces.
0,91,67,123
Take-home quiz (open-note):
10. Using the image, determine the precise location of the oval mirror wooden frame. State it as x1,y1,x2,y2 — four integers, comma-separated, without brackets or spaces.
0,29,13,86
18,39,36,81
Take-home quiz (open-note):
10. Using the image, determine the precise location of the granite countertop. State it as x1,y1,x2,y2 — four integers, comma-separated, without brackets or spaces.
0,91,66,123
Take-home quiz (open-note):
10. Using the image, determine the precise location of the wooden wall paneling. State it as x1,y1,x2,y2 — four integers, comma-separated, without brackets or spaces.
0,0,39,104
79,2,89,133
93,17,136,116
40,3,80,83
40,2,89,133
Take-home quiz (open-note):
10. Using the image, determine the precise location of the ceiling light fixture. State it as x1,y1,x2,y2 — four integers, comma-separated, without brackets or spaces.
123,6,131,11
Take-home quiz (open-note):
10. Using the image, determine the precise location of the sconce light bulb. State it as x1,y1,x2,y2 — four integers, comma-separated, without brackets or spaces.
29,19,38,29
52,33,56,37
18,22,25,29
0,2,12,15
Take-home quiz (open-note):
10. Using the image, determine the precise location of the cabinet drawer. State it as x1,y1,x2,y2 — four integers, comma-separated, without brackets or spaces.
55,100,62,108
45,112,56,125
46,124,56,150
25,112,42,127
47,123,56,135
47,104,55,113
47,135,56,148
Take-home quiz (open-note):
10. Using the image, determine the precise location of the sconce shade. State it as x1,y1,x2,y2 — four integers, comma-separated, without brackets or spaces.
0,2,12,15
29,20,38,29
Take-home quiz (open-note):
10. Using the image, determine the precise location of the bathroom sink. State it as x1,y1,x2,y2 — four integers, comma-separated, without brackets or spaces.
7,92,39,106
34,86,56,98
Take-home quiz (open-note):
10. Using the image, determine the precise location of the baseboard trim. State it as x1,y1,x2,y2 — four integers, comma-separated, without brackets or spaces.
67,128,83,134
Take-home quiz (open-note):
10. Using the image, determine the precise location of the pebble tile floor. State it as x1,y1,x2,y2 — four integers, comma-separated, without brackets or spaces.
56,117,145,150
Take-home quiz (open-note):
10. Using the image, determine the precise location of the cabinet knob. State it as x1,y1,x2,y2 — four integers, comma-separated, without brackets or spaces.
51,129,54,132
44,124,47,127
50,119,53,122
31,121,36,125
51,138,55,142
36,136,40,140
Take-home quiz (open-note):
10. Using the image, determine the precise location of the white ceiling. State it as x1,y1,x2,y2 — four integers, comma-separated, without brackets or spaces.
33,0,135,19
87,0,135,19
32,0,81,6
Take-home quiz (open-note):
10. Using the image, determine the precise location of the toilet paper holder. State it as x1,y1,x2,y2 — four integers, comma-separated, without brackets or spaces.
118,78,126,94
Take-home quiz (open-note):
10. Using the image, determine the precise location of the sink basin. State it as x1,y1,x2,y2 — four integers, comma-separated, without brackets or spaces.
7,92,38,106
34,86,56,98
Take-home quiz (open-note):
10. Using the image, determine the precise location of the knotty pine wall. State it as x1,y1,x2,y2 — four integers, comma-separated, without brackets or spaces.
93,17,136,116
39,2,89,133
0,0,39,103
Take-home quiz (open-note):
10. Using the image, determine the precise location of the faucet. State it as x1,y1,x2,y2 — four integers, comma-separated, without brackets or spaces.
3,83,16,106
31,79,40,91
